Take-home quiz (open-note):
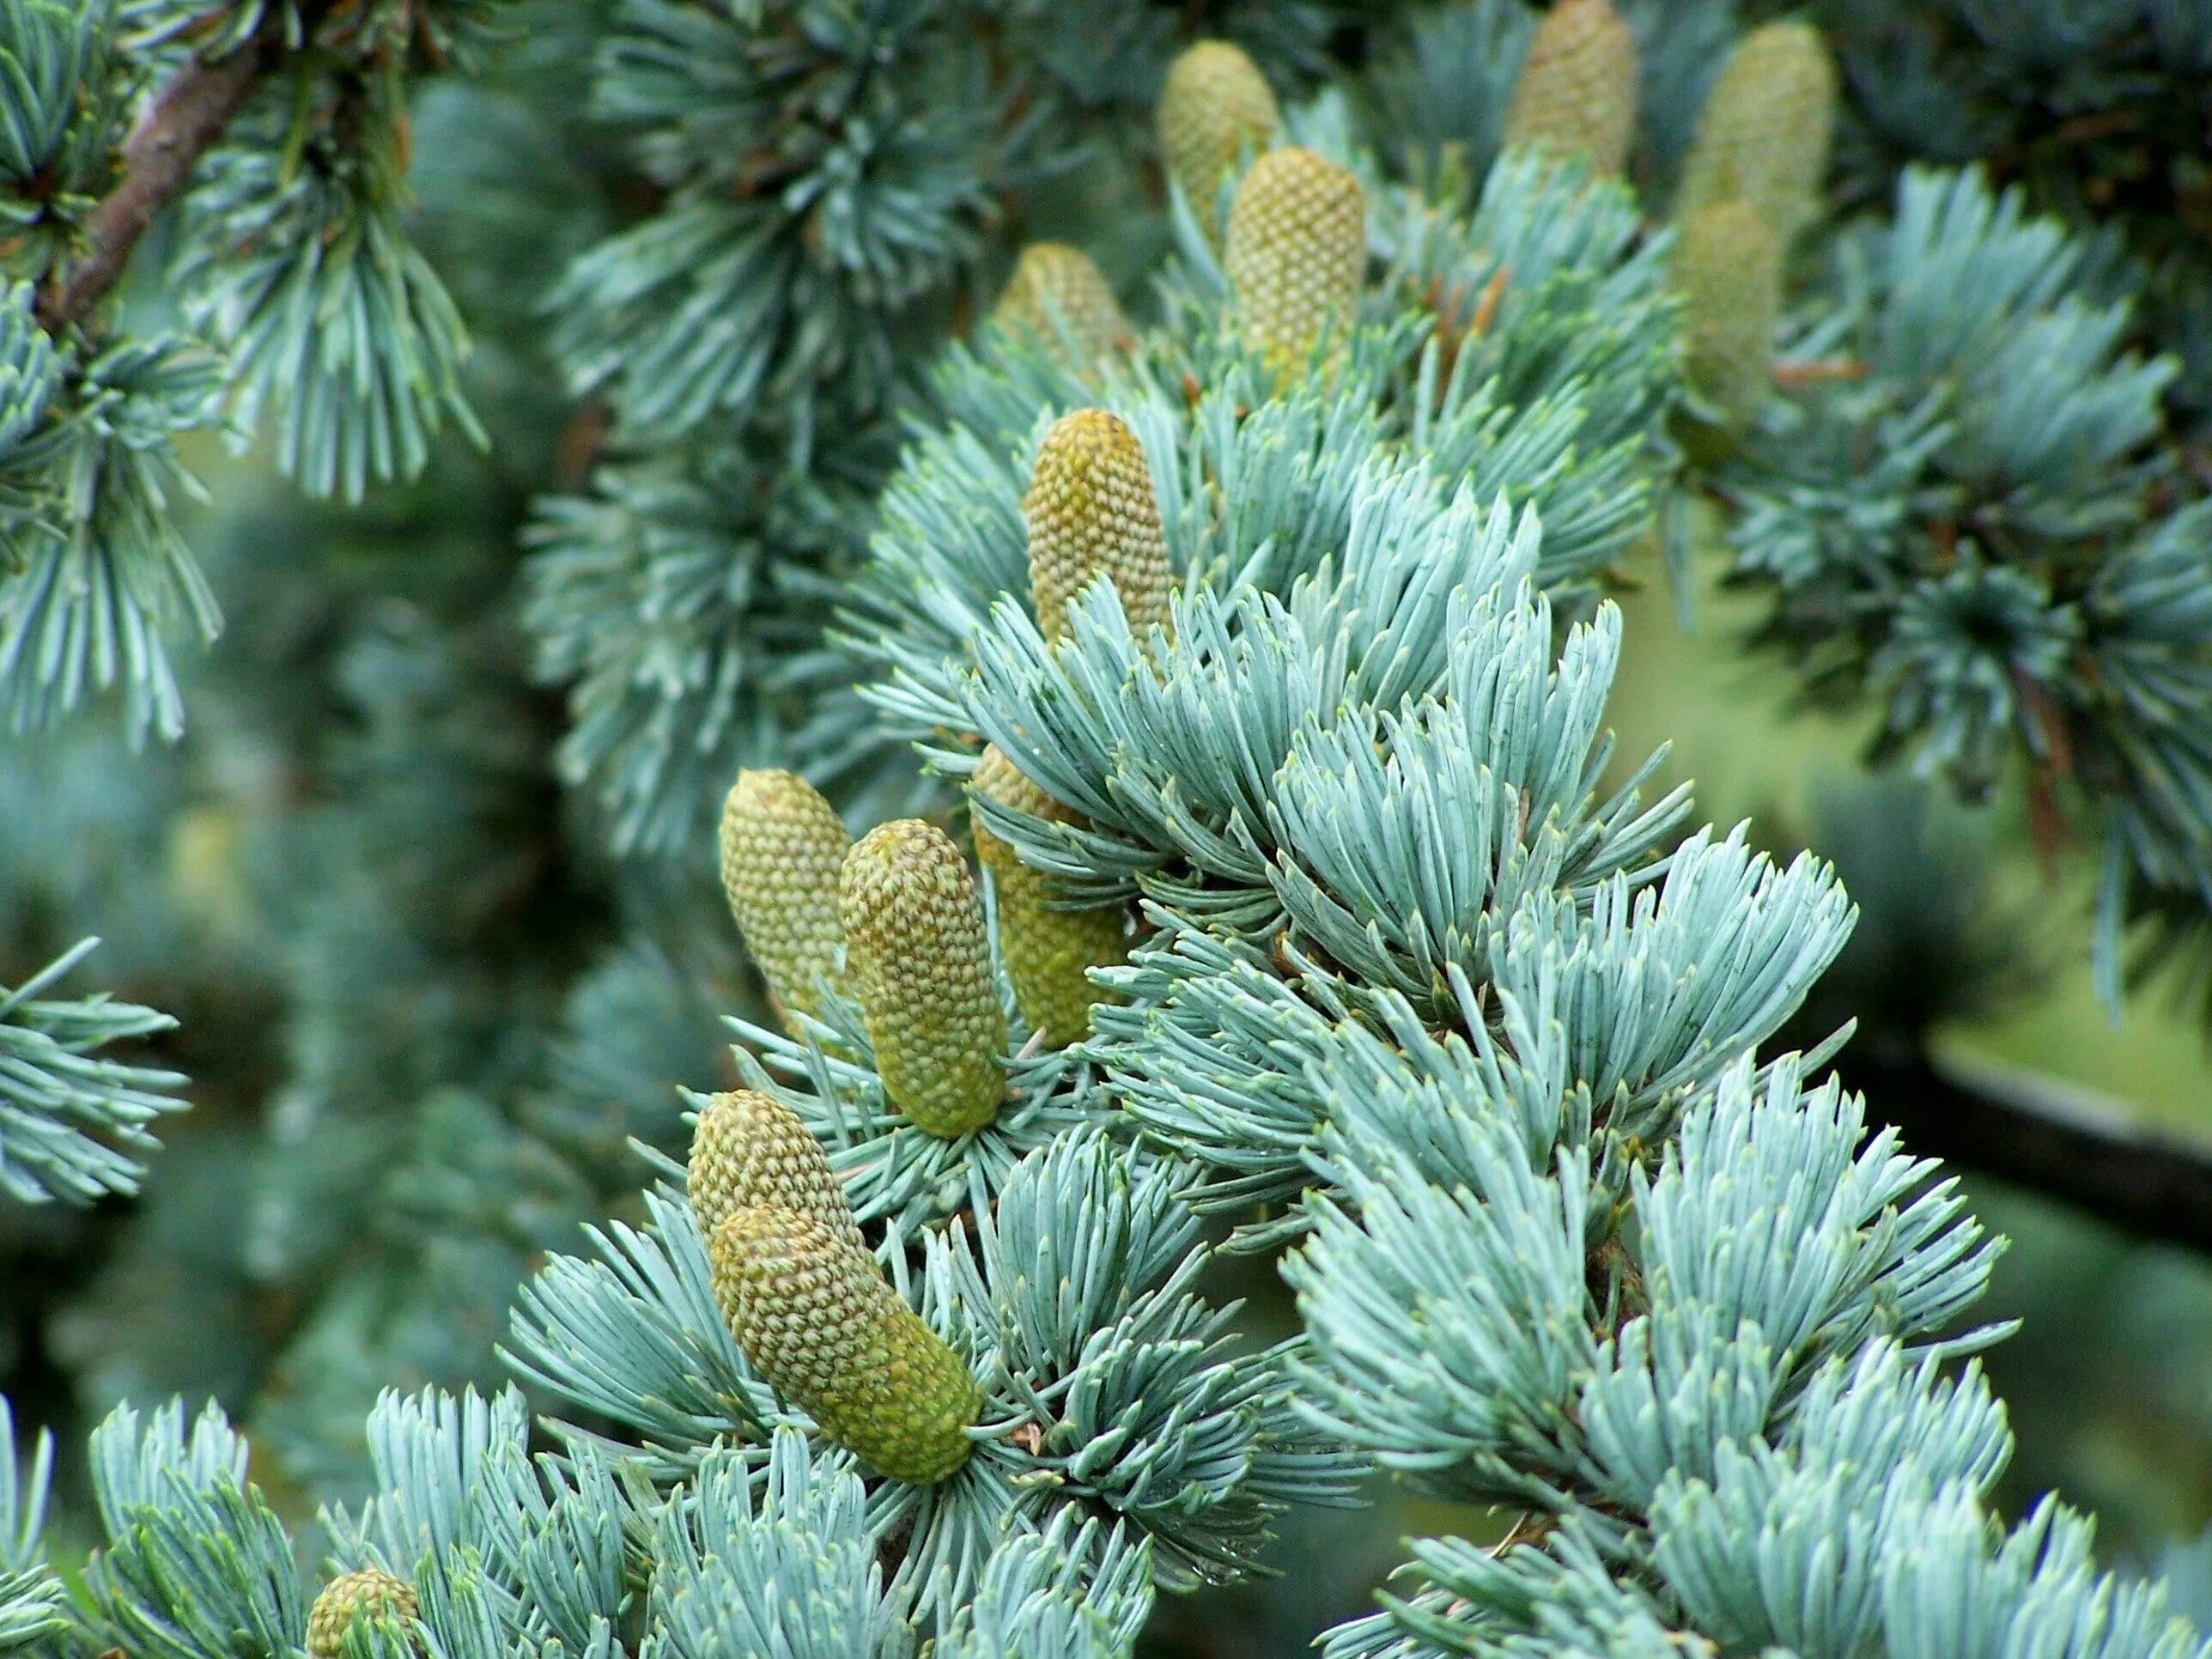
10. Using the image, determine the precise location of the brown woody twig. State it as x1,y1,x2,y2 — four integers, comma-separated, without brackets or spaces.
34,37,277,335
1847,1044,2212,1255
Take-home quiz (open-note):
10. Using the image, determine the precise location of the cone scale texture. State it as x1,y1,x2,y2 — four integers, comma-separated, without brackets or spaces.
1674,21,1838,244
970,745,1127,1048
992,243,1131,365
1023,410,1176,643
718,769,849,1025
710,1204,980,1484
839,820,1006,1138
1158,40,1280,241
1674,198,1783,441
307,1570,417,1659
1223,147,1366,380
688,1089,863,1253
1502,0,1639,176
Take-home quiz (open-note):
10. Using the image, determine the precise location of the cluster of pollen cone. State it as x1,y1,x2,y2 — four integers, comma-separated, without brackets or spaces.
1473,0,1838,447
994,4,1836,441
676,14,1838,1490
1005,35,1366,384
696,314,1198,1487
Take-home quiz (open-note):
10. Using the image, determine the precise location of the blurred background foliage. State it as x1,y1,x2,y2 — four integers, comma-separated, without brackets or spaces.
1607,550,2212,1575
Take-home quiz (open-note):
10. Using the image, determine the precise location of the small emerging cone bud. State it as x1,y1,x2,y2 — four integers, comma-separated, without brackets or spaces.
1502,0,1639,177
710,1205,980,1484
1023,410,1176,642
307,1569,418,1659
970,746,1127,1048
1224,147,1366,380
1674,21,1837,246
688,1089,864,1253
839,820,1006,1138
992,243,1132,366
1158,40,1280,241
1673,199,1783,448
719,770,848,1024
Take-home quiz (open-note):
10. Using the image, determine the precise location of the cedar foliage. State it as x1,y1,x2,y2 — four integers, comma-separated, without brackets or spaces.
3,3,2211,1655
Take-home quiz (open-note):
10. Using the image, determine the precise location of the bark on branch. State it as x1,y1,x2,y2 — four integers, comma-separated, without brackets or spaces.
1848,1044,2212,1254
34,40,273,334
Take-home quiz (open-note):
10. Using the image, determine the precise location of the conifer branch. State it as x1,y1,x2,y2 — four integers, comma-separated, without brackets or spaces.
5,9,2210,1656
35,32,276,334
